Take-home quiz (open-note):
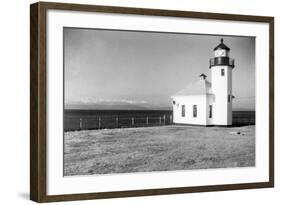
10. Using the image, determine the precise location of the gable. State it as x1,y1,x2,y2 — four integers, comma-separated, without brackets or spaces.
172,80,213,97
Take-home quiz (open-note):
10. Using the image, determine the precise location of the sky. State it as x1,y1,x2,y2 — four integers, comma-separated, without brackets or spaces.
64,28,255,111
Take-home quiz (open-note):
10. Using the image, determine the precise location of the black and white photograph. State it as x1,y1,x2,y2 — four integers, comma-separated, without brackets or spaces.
63,28,255,176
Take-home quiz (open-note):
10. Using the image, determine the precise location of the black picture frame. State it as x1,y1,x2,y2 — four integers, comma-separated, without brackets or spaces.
30,1,274,202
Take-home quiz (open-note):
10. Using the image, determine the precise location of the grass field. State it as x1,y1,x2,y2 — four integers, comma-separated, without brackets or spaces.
64,125,255,176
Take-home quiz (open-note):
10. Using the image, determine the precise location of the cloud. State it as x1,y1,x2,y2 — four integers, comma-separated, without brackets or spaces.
79,98,148,104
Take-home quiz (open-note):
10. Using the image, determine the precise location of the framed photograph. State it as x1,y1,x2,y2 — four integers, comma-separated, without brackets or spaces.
30,1,274,202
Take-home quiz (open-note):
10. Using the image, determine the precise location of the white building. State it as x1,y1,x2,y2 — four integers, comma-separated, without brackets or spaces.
171,39,235,126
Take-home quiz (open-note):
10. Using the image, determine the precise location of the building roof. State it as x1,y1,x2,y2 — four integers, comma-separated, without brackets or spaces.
199,73,207,79
172,79,213,97
214,38,230,51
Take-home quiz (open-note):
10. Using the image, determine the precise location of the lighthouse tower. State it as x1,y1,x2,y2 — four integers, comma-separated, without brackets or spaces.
209,38,235,126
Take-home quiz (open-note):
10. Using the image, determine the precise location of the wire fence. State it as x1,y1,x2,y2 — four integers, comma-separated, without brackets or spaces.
64,114,173,131
64,111,255,131
232,111,255,126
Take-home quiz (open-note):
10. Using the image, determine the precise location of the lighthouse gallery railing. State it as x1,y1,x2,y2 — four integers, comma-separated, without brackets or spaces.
209,57,235,68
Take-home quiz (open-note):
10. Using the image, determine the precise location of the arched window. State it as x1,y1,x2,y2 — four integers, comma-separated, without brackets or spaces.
181,105,185,117
209,105,212,118
221,68,225,76
193,105,197,118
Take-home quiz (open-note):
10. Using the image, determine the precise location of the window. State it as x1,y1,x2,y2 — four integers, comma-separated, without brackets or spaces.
181,105,185,117
193,105,197,118
209,105,212,118
221,68,225,76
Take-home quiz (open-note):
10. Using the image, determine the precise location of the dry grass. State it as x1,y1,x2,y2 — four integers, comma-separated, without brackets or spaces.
64,125,255,176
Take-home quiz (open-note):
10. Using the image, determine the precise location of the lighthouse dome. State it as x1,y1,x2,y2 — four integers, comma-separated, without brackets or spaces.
213,38,230,51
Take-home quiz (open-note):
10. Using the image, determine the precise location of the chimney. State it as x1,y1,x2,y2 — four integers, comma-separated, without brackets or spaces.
199,73,207,81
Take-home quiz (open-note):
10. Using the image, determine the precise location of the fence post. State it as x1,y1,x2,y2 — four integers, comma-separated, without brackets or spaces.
132,117,134,127
98,116,101,129
146,116,148,126
116,116,118,128
79,118,82,130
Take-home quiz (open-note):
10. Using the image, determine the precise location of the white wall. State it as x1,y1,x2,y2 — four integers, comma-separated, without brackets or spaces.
173,95,207,125
0,0,280,205
206,94,215,125
211,66,232,125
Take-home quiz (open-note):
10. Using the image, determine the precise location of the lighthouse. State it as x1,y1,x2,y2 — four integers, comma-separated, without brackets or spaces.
209,38,235,126
171,38,235,126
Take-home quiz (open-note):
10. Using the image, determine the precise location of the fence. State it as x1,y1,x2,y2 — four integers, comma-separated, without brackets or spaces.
64,114,173,131
64,111,255,131
232,111,255,126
